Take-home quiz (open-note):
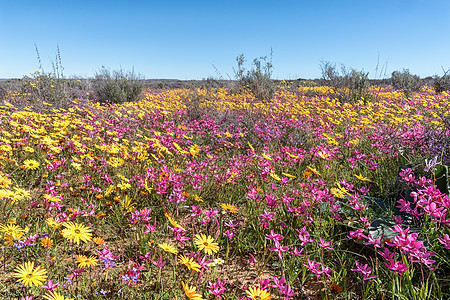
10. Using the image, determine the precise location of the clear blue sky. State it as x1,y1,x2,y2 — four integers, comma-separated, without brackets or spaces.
1,0,450,80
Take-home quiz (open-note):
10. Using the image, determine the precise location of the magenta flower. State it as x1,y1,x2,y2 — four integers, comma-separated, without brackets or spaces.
351,261,377,281
265,230,284,243
360,216,370,227
378,248,395,261
268,243,289,259
96,246,118,261
297,227,314,246
393,215,404,224
318,238,334,250
259,277,271,288
223,230,235,240
271,276,286,289
347,228,367,240
363,235,382,248
196,255,212,273
144,223,159,233
139,252,151,261
41,279,59,292
396,199,412,213
390,225,424,254
290,246,306,257
271,276,296,299
278,285,296,300
207,278,226,298
260,210,275,222
247,253,257,266
68,268,84,279
169,226,190,244
225,220,240,229
151,257,166,269
303,259,322,279
383,258,409,276
410,249,436,268
321,265,333,278
438,234,450,250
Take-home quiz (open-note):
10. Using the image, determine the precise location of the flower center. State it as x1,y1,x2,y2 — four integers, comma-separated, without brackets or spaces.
74,229,81,234
255,297,261,300
203,242,209,246
26,273,33,278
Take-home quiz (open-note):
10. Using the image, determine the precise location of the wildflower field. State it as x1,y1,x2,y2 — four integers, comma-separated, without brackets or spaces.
0,83,449,299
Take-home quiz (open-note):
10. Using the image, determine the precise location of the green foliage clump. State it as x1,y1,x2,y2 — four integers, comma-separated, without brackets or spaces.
391,69,422,98
92,66,144,104
320,61,371,102
433,69,450,93
234,50,275,101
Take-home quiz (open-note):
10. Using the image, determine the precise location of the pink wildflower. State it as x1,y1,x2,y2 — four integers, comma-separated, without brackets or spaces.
351,261,377,281
383,258,408,276
318,238,334,250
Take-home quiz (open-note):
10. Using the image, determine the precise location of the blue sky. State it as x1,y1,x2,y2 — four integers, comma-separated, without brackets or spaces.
1,0,449,79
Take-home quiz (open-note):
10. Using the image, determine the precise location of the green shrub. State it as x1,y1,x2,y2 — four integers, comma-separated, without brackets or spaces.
433,69,450,93
92,67,144,104
320,61,371,102
391,69,422,98
233,50,275,101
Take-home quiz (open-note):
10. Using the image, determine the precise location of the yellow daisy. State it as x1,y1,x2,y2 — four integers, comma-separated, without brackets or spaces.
43,290,74,300
4,234,14,246
178,255,201,273
281,172,296,178
306,166,321,176
354,174,372,182
76,255,98,268
13,261,48,287
219,203,239,213
269,171,281,181
262,153,272,160
0,223,25,239
159,243,178,254
41,237,54,248
165,213,185,231
45,217,61,229
317,151,330,159
13,187,31,200
93,237,105,245
22,146,35,153
189,144,200,157
182,281,203,300
246,286,271,300
61,222,92,244
194,234,220,255
193,194,203,202
22,159,40,170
